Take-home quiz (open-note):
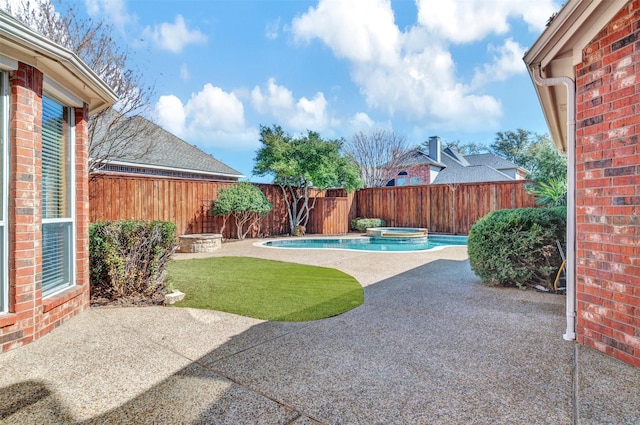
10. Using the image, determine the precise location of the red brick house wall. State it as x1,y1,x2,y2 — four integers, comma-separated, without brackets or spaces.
0,62,91,352
575,0,640,367
387,164,431,186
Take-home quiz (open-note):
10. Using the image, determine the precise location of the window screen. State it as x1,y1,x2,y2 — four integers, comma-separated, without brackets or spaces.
41,96,73,296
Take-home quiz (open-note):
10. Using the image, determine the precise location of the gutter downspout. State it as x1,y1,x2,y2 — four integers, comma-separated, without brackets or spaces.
531,65,577,341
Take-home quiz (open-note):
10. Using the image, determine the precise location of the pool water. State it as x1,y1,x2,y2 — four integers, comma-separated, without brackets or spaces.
261,235,468,252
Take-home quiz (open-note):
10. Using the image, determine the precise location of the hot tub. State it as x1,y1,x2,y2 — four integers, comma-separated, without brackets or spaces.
366,227,428,239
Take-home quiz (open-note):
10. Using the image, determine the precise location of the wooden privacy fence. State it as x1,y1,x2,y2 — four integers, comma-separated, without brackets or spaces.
89,174,535,237
355,181,536,235
89,174,290,238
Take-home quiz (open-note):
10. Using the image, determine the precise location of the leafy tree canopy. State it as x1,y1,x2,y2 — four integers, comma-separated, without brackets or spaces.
210,182,273,240
492,129,568,206
253,125,361,192
489,129,535,167
253,124,361,234
522,135,567,182
211,182,272,217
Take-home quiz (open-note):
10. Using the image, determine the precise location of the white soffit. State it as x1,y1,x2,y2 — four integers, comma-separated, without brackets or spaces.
0,54,18,71
524,0,628,152
0,10,117,113
44,76,83,107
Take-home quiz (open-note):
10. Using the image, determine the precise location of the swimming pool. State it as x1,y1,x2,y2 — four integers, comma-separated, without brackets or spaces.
260,235,468,252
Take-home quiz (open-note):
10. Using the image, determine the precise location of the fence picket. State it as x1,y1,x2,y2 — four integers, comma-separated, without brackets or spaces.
90,175,536,237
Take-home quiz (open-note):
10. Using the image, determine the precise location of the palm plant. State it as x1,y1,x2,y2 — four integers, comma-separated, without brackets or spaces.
527,178,567,207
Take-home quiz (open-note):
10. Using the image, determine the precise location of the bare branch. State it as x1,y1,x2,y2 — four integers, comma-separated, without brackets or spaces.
4,0,157,172
343,129,410,188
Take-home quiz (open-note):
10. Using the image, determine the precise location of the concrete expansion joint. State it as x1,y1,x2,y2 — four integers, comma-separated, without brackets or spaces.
94,309,327,423
204,362,326,425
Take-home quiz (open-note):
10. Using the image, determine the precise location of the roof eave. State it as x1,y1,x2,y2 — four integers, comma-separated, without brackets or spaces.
0,10,118,114
523,0,628,153
98,159,245,179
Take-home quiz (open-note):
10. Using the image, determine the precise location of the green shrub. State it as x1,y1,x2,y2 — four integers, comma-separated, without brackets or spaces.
210,182,273,239
350,217,386,232
90,220,177,304
468,207,566,290
526,178,567,207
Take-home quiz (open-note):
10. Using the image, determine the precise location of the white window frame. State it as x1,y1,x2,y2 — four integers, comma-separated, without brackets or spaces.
0,71,8,313
41,94,75,297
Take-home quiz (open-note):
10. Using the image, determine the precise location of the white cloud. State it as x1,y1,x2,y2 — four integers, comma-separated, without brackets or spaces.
265,17,280,40
84,0,99,16
186,84,244,133
84,0,134,31
143,15,207,53
154,84,258,150
251,78,294,114
155,95,186,136
349,112,375,129
292,1,505,131
290,92,329,130
292,0,400,66
251,78,331,132
471,38,527,88
179,63,190,81
416,0,560,44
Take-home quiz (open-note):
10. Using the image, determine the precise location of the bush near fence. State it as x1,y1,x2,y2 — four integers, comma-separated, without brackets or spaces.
89,174,535,237
89,220,177,304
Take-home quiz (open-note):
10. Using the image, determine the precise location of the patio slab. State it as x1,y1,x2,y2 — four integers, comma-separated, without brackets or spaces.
1,238,639,424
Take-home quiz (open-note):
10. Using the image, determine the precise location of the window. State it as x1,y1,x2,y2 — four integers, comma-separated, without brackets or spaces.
41,96,74,296
396,171,408,186
0,72,7,312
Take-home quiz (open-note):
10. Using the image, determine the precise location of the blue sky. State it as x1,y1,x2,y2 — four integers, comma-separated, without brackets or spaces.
5,0,563,181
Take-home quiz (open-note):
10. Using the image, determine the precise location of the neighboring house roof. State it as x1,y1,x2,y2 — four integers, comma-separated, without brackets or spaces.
94,114,245,180
0,10,117,113
432,149,513,184
393,145,522,185
393,149,446,168
465,153,528,175
432,164,513,184
523,0,627,153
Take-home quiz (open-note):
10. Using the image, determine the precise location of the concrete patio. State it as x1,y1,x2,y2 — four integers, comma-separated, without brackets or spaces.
1,239,639,424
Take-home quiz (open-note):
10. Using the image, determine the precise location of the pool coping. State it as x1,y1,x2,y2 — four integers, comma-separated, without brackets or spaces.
254,234,468,253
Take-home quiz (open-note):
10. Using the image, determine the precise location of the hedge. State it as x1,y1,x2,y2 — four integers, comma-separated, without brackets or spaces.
90,220,177,304
468,207,566,290
350,217,386,232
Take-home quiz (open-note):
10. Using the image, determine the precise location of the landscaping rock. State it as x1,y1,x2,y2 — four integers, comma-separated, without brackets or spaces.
165,290,185,305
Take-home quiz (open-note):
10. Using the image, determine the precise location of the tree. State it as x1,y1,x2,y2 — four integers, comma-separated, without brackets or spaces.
489,129,567,179
253,125,362,235
3,0,159,173
210,182,273,240
523,134,567,182
489,129,567,178
491,129,568,206
489,129,535,167
343,129,410,187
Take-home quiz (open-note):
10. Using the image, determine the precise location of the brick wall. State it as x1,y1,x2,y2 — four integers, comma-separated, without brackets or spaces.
575,0,640,368
388,164,431,186
0,62,90,352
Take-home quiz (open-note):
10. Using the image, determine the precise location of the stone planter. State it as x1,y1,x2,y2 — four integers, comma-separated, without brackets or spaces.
178,234,222,253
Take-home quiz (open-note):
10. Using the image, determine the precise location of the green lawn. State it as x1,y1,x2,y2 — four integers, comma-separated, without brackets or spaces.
166,256,363,321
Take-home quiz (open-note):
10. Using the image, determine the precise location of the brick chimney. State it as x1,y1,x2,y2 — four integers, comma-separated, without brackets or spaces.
429,136,441,163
